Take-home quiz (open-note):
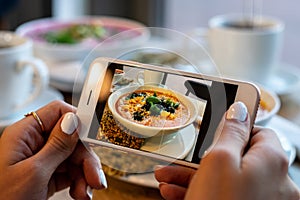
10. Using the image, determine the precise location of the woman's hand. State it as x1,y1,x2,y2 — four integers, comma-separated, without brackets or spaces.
155,102,300,200
154,164,196,200
0,100,107,200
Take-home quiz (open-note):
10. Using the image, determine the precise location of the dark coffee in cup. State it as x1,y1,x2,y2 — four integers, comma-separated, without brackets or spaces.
222,20,274,30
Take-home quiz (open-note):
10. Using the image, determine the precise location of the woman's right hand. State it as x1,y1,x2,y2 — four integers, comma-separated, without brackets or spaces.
155,102,300,200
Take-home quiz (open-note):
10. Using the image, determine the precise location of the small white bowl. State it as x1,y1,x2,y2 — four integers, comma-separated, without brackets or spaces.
255,87,281,125
108,85,198,138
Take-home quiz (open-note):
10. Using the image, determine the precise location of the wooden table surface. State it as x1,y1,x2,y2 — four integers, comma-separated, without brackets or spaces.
93,176,163,200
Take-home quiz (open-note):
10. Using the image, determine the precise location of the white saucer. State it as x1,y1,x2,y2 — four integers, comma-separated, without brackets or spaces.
47,60,85,92
267,115,299,163
48,61,82,83
263,63,300,96
142,124,196,159
0,87,63,133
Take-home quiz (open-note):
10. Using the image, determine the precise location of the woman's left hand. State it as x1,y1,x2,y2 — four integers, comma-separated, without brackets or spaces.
0,101,107,200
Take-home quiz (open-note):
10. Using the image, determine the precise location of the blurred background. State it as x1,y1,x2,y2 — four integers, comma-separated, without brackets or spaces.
1,0,299,68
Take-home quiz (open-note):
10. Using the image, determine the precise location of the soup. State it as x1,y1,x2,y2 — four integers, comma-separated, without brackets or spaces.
257,100,269,119
115,89,190,128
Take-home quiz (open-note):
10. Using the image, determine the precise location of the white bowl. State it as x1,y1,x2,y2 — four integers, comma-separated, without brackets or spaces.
108,85,198,138
255,87,281,125
16,16,150,62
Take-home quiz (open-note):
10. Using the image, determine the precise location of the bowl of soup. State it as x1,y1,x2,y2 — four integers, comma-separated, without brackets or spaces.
255,87,281,125
108,85,198,138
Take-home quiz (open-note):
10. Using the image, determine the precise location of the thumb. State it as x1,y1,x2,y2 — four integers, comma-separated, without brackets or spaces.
203,102,251,165
34,112,79,173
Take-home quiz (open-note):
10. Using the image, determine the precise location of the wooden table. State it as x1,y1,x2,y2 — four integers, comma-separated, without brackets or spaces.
93,176,163,200
60,84,300,200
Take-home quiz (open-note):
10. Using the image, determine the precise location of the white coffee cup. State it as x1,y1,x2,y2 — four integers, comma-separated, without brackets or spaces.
0,31,49,119
112,69,125,85
208,14,284,84
136,70,165,86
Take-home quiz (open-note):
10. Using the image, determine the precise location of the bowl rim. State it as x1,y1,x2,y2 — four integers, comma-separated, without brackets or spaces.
107,85,198,136
256,86,281,124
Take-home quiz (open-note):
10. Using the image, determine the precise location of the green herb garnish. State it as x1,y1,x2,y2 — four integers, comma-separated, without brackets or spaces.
44,24,106,44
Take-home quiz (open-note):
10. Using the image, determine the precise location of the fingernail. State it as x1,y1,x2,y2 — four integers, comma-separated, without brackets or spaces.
86,185,93,199
226,102,248,122
61,112,78,135
98,169,108,189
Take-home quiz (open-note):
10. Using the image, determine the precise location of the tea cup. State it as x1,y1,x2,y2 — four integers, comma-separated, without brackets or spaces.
0,31,49,119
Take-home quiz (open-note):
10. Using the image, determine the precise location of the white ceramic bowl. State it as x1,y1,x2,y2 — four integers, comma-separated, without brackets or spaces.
16,16,150,62
255,87,281,125
108,85,198,138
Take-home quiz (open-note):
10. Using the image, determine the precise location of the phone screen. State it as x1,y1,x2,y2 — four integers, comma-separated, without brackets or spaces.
85,61,239,171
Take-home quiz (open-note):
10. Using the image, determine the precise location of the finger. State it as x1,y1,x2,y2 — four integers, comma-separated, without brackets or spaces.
154,165,195,187
69,143,107,190
47,172,72,198
286,176,300,200
69,175,91,200
67,162,94,200
203,102,250,167
31,112,79,174
20,100,76,137
0,101,75,164
159,183,187,200
244,127,289,174
36,100,76,133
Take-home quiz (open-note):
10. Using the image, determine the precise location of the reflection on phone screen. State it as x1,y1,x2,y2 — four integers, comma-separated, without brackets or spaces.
88,62,238,172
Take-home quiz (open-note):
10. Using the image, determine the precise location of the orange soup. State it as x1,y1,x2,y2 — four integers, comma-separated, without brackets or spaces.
115,90,190,128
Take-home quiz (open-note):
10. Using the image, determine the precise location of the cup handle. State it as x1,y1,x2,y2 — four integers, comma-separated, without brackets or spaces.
15,58,49,110
136,71,144,85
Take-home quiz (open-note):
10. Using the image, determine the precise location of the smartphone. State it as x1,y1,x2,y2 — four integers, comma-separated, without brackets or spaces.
77,57,260,171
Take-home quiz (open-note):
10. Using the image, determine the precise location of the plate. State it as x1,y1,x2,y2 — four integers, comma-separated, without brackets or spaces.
110,115,297,188
267,115,299,163
255,86,281,126
263,63,300,96
109,124,196,188
47,60,84,92
48,60,82,84
142,124,196,159
0,87,63,134
16,16,150,62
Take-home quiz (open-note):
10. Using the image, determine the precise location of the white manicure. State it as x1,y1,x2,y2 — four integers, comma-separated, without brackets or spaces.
99,169,108,189
86,185,93,199
226,102,248,122
61,112,78,135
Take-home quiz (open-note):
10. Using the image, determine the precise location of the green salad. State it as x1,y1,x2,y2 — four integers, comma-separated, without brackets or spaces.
44,24,106,44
